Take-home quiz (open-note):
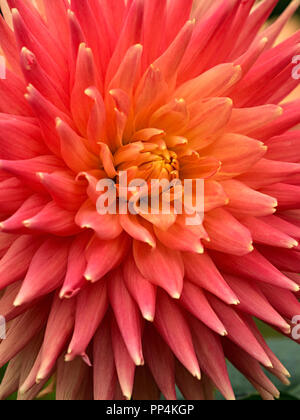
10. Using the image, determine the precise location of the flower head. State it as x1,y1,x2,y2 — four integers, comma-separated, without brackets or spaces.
0,0,300,400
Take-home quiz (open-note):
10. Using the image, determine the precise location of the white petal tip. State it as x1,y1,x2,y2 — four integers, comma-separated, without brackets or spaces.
194,372,201,381
143,313,154,322
13,298,22,307
134,356,145,367
284,371,292,378
35,376,43,385
36,172,44,180
231,299,240,306
145,240,156,248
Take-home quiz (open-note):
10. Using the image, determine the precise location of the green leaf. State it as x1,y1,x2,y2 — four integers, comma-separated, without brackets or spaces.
240,392,299,401
216,335,300,400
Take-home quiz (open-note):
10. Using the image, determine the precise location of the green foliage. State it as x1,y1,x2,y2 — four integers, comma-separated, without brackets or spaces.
240,392,299,401
216,337,300,401
0,365,6,382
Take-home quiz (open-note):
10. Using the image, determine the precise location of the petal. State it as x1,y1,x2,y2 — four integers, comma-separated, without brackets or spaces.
93,316,116,400
108,269,143,366
36,294,75,382
189,316,235,401
208,295,272,367
133,239,184,298
212,248,300,292
182,252,239,305
180,281,227,336
143,325,176,400
66,281,108,362
111,317,136,401
84,233,130,283
14,238,70,306
154,290,201,380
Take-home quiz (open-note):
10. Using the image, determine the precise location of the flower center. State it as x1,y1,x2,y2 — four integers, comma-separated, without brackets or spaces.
114,137,180,183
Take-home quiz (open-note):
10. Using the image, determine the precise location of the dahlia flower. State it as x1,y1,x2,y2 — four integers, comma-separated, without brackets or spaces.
0,0,300,401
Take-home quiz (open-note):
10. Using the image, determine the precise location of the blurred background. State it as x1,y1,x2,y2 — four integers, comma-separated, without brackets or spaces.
272,0,300,16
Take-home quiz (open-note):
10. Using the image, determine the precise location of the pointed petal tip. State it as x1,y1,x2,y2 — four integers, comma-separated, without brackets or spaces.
283,324,292,335
59,288,80,300
226,98,233,107
231,299,240,306
195,244,204,254
194,370,201,381
277,107,284,117
135,43,143,50
134,355,145,367
224,389,236,401
146,239,156,249
248,243,254,252
282,377,291,386
35,374,44,385
55,117,62,128
260,144,268,152
288,240,299,249
81,353,92,367
26,83,34,92
13,297,22,307
293,284,300,292
36,172,45,181
143,313,154,322
22,220,31,228
59,290,66,299
81,224,92,229
124,392,132,401
84,84,98,96
64,354,72,363
19,382,29,395
18,387,26,396
265,360,274,369
84,274,93,282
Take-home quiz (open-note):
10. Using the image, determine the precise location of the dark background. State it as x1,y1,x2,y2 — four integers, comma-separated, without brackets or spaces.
272,0,300,16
